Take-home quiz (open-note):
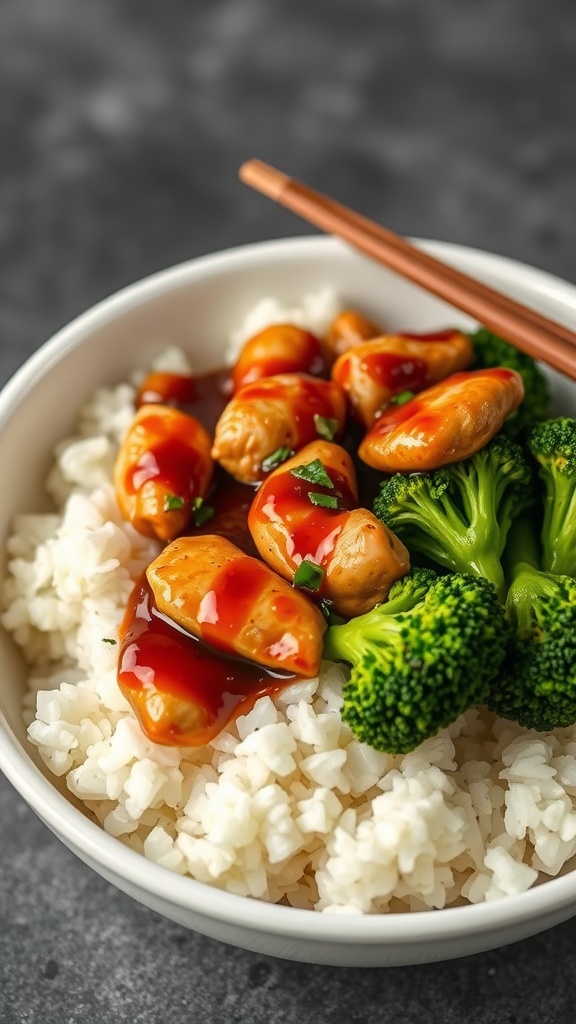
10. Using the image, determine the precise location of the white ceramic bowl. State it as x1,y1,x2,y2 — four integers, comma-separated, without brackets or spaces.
1,235,576,968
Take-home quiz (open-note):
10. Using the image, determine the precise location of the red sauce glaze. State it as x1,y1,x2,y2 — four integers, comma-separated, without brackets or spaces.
364,368,518,442
195,557,274,655
193,469,257,555
137,368,232,434
238,375,344,450
117,370,345,744
233,331,326,391
135,370,258,550
359,352,430,392
118,575,294,746
136,371,199,409
363,395,428,441
249,465,357,595
126,415,207,501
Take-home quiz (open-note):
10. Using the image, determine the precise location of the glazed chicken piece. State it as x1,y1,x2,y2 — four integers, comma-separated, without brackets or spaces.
331,329,474,428
232,323,326,392
248,439,410,618
358,368,525,473
146,534,327,677
211,373,347,484
114,404,213,542
118,570,316,747
322,309,383,365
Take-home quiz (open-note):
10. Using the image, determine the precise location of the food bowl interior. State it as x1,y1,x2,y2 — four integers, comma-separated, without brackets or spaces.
1,235,576,966
0,237,485,742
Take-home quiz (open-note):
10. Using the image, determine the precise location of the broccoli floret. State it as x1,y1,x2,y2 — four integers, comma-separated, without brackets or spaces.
488,518,576,731
323,568,509,754
469,328,550,435
527,417,576,577
373,434,534,601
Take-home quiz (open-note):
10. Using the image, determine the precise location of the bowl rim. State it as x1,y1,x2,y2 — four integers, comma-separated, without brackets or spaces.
2,232,576,944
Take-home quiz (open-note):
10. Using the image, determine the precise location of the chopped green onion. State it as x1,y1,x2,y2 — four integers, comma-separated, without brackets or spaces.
262,446,293,473
293,559,325,592
319,599,335,623
291,458,334,489
390,390,416,407
314,414,339,441
192,497,214,527
102,638,117,645
164,494,186,511
308,491,340,509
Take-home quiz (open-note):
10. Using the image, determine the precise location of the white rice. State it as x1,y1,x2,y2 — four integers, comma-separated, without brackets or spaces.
4,291,576,913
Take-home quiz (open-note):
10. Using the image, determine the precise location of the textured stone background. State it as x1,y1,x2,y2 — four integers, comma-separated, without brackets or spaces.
1,1,575,1021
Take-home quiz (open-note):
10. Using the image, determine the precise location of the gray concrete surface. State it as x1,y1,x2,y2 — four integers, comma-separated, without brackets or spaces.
1,1,575,1021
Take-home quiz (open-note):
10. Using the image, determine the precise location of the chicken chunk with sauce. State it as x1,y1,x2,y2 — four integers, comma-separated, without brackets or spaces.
248,439,410,617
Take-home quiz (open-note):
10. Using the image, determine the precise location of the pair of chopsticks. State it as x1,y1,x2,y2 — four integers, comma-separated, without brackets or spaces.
239,159,576,383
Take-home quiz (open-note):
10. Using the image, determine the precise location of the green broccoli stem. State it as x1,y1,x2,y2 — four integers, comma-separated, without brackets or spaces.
507,567,562,639
457,466,507,600
541,481,576,576
323,570,436,666
504,514,541,577
392,486,507,600
528,418,576,577
503,516,556,638
458,549,506,602
322,608,404,666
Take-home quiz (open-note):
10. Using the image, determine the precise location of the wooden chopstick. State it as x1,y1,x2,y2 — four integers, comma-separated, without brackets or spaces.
239,159,576,383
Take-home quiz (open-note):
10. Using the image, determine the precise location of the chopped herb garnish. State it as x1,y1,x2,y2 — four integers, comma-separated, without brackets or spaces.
293,559,325,592
314,414,339,441
308,491,340,509
192,497,214,527
102,638,117,645
164,494,186,511
390,390,416,407
261,446,294,473
291,458,334,489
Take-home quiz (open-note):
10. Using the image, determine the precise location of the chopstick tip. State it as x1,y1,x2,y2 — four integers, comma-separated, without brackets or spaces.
239,159,290,201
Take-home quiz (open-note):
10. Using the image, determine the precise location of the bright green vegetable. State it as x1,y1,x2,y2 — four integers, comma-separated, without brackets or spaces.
469,328,550,435
488,517,576,731
323,568,509,754
527,417,576,577
372,435,534,601
294,559,325,591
